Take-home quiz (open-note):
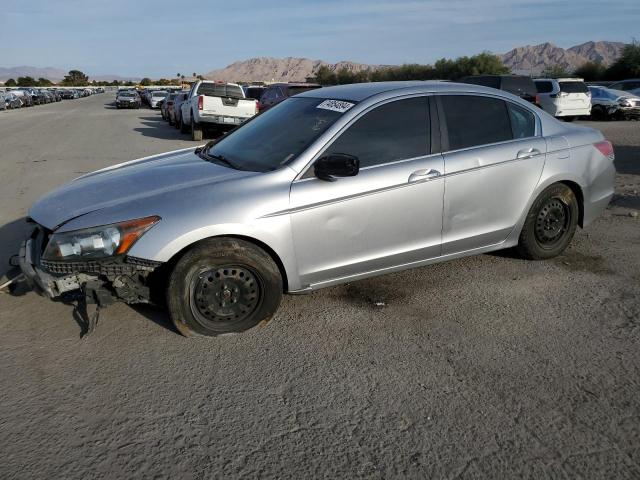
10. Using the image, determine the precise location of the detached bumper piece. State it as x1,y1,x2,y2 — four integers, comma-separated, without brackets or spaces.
17,225,164,336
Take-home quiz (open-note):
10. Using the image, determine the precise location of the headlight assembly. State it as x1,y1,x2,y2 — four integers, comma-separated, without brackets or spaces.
43,216,160,261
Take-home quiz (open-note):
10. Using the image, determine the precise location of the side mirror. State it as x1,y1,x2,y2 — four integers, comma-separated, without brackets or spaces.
314,153,359,182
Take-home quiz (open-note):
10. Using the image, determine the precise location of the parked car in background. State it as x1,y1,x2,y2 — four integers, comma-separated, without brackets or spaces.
17,81,615,337
171,91,189,128
588,86,640,120
0,91,6,111
459,75,539,105
160,92,177,122
180,80,258,140
115,90,141,109
149,90,168,109
4,92,23,109
534,78,591,121
59,90,75,99
258,83,322,112
11,90,33,107
607,79,640,96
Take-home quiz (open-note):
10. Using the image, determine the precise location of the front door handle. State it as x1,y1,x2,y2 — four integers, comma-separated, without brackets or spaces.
516,148,542,159
408,169,441,183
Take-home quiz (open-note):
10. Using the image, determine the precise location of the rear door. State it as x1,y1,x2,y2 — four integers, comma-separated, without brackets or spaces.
437,94,547,254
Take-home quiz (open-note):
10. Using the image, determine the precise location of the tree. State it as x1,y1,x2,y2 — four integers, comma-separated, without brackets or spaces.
17,76,36,86
37,77,53,86
61,70,89,86
574,61,606,81
140,77,152,86
605,41,640,80
314,65,338,85
5,78,17,87
541,64,570,78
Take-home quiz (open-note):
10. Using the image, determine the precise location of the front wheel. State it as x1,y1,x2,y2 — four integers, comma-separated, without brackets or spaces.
167,238,283,337
516,183,579,260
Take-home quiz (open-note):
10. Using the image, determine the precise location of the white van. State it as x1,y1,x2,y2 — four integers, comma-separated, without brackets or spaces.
534,78,591,121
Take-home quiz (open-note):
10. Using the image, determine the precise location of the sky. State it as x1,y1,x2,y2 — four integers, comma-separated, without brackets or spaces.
1,0,638,78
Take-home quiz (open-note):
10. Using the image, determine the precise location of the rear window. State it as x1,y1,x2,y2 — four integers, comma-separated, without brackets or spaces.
245,87,265,100
197,83,245,99
441,95,512,151
152,91,168,97
286,86,321,97
500,77,537,97
559,81,588,94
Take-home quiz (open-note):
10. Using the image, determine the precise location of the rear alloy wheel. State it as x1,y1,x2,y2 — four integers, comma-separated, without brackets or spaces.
516,183,579,260
167,238,282,337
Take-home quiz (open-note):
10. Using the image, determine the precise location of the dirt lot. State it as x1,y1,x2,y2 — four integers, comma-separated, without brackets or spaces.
0,94,639,479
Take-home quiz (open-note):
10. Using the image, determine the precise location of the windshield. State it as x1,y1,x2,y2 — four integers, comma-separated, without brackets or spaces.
152,91,168,97
206,97,352,172
119,92,135,97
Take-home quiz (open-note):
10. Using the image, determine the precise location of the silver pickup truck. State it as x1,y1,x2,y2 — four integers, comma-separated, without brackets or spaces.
180,80,258,141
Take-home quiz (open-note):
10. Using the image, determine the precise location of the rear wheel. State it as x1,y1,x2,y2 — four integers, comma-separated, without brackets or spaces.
180,115,189,133
562,116,575,122
516,183,579,260
191,115,203,141
167,238,283,337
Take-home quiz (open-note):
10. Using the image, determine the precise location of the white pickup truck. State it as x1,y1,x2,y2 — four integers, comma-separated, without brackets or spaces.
180,81,258,140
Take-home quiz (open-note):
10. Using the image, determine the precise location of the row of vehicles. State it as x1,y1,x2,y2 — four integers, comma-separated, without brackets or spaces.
151,81,322,140
0,87,104,111
460,75,640,121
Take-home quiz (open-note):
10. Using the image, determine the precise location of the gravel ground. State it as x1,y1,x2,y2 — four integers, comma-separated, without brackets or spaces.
0,95,639,479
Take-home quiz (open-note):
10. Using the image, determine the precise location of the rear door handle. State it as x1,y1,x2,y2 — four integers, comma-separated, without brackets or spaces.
517,148,542,159
408,169,441,183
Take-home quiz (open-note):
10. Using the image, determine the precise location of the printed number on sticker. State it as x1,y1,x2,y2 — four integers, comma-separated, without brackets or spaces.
317,99,355,113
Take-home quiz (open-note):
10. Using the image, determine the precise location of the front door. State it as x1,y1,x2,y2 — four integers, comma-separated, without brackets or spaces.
289,96,445,288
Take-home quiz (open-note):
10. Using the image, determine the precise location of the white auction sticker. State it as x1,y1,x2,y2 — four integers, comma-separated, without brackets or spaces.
317,99,355,113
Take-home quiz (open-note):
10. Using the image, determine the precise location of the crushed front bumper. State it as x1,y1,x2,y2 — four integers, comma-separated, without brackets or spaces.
18,229,97,299
17,225,163,302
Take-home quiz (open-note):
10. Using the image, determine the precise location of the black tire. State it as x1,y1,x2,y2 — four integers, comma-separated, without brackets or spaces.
591,106,606,121
167,238,283,337
180,115,189,133
516,183,579,260
191,115,203,141
562,116,575,122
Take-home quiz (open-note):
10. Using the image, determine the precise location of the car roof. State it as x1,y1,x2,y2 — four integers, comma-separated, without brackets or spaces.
296,80,512,102
269,82,320,88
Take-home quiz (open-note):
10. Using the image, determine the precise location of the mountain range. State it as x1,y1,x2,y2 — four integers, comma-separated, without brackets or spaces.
0,40,626,84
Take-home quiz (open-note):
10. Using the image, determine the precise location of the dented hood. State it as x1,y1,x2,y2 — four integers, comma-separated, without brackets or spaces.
29,148,252,230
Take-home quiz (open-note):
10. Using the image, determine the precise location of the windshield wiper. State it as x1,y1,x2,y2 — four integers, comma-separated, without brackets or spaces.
197,148,244,171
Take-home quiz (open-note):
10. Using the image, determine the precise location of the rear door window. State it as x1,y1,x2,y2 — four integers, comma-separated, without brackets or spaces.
324,97,430,168
440,95,512,151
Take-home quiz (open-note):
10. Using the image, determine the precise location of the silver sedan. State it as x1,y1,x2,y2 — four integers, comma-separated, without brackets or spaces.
16,81,615,337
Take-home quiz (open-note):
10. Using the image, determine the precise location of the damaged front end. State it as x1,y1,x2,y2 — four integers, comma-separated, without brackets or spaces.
12,219,164,334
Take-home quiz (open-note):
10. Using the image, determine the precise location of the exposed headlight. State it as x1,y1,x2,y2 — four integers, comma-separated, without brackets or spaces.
43,216,160,261
618,98,633,107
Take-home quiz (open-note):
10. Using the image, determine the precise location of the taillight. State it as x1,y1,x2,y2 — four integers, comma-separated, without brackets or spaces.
594,140,614,161
535,94,540,106
255,100,260,113
198,95,203,110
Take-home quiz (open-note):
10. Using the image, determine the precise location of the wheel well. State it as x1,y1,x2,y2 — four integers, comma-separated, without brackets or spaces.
164,235,289,293
560,180,584,227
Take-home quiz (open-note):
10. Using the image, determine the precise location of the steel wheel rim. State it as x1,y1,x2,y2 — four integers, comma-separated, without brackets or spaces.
190,265,263,328
535,198,570,247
